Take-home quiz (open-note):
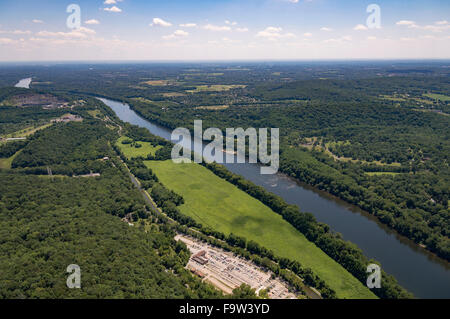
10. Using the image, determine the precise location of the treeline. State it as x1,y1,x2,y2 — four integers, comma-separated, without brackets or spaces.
200,161,413,299
0,169,222,299
280,147,449,261
0,140,28,158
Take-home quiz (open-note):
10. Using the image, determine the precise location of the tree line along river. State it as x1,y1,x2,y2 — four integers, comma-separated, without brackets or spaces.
99,97,450,299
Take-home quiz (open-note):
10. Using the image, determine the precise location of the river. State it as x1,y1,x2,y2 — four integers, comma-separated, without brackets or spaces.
98,97,450,299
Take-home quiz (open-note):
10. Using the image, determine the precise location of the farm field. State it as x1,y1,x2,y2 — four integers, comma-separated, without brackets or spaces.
145,160,377,299
423,93,450,102
365,172,401,176
0,150,21,169
116,136,162,159
5,123,52,138
186,85,247,93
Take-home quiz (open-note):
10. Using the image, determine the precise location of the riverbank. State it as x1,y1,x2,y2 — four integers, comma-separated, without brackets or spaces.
100,96,450,298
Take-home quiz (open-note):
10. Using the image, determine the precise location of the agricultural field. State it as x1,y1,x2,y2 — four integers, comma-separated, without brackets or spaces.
423,93,450,102
4,123,52,138
0,150,21,169
194,105,229,110
186,85,247,93
145,160,377,299
116,136,161,159
365,172,402,176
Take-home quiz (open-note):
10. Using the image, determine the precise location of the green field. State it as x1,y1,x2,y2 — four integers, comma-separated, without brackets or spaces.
365,172,401,176
423,93,450,102
0,150,22,169
5,123,52,138
116,136,162,159
186,85,247,93
145,160,377,299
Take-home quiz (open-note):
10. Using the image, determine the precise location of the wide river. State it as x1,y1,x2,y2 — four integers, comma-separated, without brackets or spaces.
98,97,450,299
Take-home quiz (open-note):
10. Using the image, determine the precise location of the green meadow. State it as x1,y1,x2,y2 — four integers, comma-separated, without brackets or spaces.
116,136,162,160
423,93,450,102
0,150,22,169
145,160,377,299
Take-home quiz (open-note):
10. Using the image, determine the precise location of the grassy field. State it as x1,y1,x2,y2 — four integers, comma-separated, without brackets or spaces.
5,123,52,138
365,172,401,176
145,160,377,299
194,105,229,110
186,85,247,93
423,93,450,102
0,150,22,169
116,136,162,159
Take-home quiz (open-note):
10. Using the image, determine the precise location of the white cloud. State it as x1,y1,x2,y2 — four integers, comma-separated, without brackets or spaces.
396,20,449,32
85,19,100,25
204,24,231,31
256,27,295,40
225,20,238,26
303,32,312,37
0,30,32,35
179,23,196,28
367,36,377,40
320,27,333,32
36,27,96,39
163,29,189,40
104,0,123,4
104,6,122,13
235,27,249,32
423,24,450,33
396,20,418,28
354,24,368,31
32,19,44,24
151,18,172,27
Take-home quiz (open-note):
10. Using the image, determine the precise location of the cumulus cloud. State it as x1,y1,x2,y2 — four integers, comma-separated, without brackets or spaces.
303,32,312,37
225,20,238,26
204,24,231,31
396,20,418,28
320,27,333,32
151,18,172,27
162,30,189,40
85,19,100,25
32,19,44,24
256,27,295,40
0,30,32,35
36,27,96,39
235,27,249,32
104,0,122,4
396,20,450,32
104,6,122,13
354,24,368,31
423,22,450,33
179,23,196,28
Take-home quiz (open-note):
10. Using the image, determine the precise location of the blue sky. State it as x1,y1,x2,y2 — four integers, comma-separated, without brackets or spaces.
0,0,448,61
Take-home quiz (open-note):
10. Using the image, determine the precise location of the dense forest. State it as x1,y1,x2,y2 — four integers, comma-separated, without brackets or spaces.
0,96,223,299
